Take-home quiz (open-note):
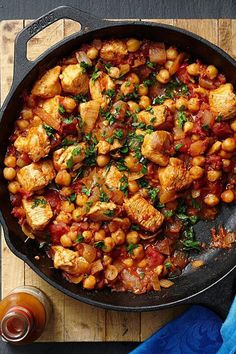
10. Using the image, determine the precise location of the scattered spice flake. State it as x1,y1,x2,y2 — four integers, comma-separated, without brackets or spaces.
211,226,236,248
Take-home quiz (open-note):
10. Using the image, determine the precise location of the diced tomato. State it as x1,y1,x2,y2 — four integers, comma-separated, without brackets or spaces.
10,193,22,207
171,251,188,269
212,122,233,138
61,119,78,135
206,155,222,170
176,137,191,153
49,222,69,245
177,66,192,84
155,238,172,255
21,152,31,165
146,245,165,267
45,190,62,213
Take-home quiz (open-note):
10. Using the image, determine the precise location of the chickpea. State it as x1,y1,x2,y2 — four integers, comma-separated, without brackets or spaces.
204,194,219,207
31,115,42,127
104,264,118,281
67,231,77,241
123,258,133,267
191,134,200,142
219,150,233,159
221,190,234,203
111,229,126,245
166,47,178,60
230,119,236,132
207,170,222,182
94,229,106,242
3,167,16,181
60,187,73,197
124,155,138,171
183,121,194,133
109,66,120,79
186,63,199,76
8,181,20,194
131,244,144,260
175,97,188,110
60,234,72,248
192,190,201,199
103,254,112,266
127,101,140,114
56,212,71,224
208,141,222,155
96,154,110,167
126,73,140,85
4,156,16,168
127,38,141,52
138,84,148,96
72,208,83,222
82,230,93,242
156,69,170,84
222,159,231,170
164,99,176,112
55,170,71,186
189,166,204,180
188,98,200,112
62,97,77,113
138,259,148,268
61,200,75,213
206,65,218,80
87,47,98,59
222,138,236,152
128,180,139,194
76,194,88,206
165,60,173,71
16,119,29,130
139,95,151,109
192,156,205,166
126,231,140,244
103,237,116,253
120,81,134,95
83,275,96,290
21,108,33,120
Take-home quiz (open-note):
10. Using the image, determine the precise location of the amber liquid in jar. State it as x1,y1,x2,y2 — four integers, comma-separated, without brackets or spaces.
0,286,52,344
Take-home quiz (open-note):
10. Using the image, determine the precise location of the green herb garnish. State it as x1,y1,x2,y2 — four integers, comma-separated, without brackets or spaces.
126,244,139,254
68,193,76,202
94,241,105,249
32,198,47,209
77,234,84,243
103,210,115,217
42,124,55,138
177,110,188,128
119,175,129,196
100,189,109,202
58,104,66,115
175,143,183,151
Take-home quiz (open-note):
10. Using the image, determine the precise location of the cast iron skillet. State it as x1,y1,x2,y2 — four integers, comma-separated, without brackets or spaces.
0,5,236,312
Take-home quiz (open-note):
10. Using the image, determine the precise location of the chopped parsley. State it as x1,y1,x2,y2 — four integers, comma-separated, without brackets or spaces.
203,124,209,131
32,198,47,209
84,134,98,167
94,241,105,249
68,193,76,202
177,110,188,128
114,129,124,140
66,157,73,169
71,94,88,103
103,210,115,217
63,116,74,124
58,104,66,115
164,261,172,269
149,188,159,202
119,175,129,196
126,244,139,254
116,160,129,171
163,210,174,217
216,115,223,122
131,224,140,231
143,73,156,87
100,189,109,202
77,234,84,243
152,95,166,105
85,201,93,212
146,106,154,114
72,146,81,156
91,68,100,83
175,143,183,151
61,138,77,147
139,272,145,279
176,213,198,225
146,60,155,69
191,198,201,210
105,111,116,125
81,186,92,196
125,81,131,87
42,124,55,138
181,225,201,251
80,61,91,72
106,89,115,98
104,62,112,73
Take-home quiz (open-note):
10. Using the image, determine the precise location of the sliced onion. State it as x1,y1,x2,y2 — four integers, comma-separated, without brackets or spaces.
201,110,215,127
81,243,97,263
104,264,118,281
91,259,103,275
169,53,185,75
199,77,215,89
76,51,92,66
149,43,166,64
21,220,35,239
128,172,144,181
159,279,174,288
152,275,161,291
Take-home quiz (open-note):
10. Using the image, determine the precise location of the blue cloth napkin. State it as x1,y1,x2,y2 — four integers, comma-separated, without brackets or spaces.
130,304,224,354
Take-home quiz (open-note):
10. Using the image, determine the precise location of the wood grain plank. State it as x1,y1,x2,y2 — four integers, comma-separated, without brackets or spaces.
106,311,140,341
141,19,174,25
219,19,232,57
175,19,218,45
231,20,236,60
24,18,65,342
0,20,25,299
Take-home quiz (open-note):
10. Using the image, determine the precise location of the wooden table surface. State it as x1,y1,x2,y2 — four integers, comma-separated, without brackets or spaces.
0,1,236,354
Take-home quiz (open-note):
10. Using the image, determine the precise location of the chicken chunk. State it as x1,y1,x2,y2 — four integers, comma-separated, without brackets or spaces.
141,131,173,166
209,83,236,120
137,105,167,128
105,165,123,190
89,71,115,108
79,100,100,133
53,143,86,171
124,194,164,232
22,197,53,231
14,125,50,162
31,66,61,98
87,202,117,221
52,246,90,275
97,139,122,155
100,40,128,62
60,64,89,95
158,158,192,203
35,95,62,130
17,160,55,192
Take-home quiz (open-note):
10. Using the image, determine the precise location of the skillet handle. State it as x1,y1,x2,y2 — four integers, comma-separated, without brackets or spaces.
13,5,108,78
